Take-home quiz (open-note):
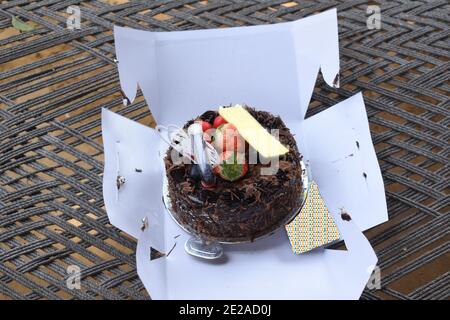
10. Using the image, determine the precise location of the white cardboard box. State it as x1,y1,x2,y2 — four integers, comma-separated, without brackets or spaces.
102,9,388,299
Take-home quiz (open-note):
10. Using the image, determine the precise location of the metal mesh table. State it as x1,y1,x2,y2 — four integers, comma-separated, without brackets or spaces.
0,1,448,300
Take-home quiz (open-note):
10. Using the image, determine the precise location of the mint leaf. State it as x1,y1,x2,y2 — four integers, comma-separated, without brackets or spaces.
220,153,243,181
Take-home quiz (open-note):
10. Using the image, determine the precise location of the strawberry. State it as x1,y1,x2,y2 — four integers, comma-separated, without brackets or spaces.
213,116,227,128
213,152,248,181
196,120,214,143
198,120,212,132
213,123,245,153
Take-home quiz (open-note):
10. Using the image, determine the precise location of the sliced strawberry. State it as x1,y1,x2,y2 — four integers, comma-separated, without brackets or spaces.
213,152,248,181
213,115,227,128
213,123,245,153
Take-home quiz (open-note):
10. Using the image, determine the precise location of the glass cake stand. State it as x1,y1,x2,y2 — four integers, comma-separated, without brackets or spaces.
162,160,310,259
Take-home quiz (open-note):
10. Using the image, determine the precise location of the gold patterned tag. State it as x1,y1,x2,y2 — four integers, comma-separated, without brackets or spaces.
285,181,340,254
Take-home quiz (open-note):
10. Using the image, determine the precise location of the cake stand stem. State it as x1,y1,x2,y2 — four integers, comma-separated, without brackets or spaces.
185,237,223,260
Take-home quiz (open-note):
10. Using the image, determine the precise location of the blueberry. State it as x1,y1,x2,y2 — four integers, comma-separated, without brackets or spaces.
202,166,216,186
190,164,202,180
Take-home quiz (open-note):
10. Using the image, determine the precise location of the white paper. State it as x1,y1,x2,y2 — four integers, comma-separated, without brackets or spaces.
102,93,385,299
114,9,339,127
137,213,377,300
102,108,165,240
297,93,388,231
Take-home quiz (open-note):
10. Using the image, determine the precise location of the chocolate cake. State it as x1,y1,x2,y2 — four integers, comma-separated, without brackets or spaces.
164,107,303,242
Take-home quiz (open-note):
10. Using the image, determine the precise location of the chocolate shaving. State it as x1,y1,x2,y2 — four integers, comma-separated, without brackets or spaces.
341,212,352,221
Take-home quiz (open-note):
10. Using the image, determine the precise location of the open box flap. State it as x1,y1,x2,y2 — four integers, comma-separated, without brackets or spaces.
291,8,340,114
114,9,339,127
102,108,165,240
135,205,376,300
296,93,388,231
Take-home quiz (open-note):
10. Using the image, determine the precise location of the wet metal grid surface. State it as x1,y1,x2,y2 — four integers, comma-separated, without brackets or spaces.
0,1,449,300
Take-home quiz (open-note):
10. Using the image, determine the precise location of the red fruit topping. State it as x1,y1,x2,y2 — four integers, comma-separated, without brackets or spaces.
213,116,227,128
198,120,212,132
213,123,244,153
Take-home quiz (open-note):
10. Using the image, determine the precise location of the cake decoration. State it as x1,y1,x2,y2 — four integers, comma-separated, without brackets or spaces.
188,122,217,188
219,105,289,158
164,106,303,242
285,181,340,254
198,120,212,132
213,115,227,128
213,123,245,154
213,151,248,182
156,124,219,167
